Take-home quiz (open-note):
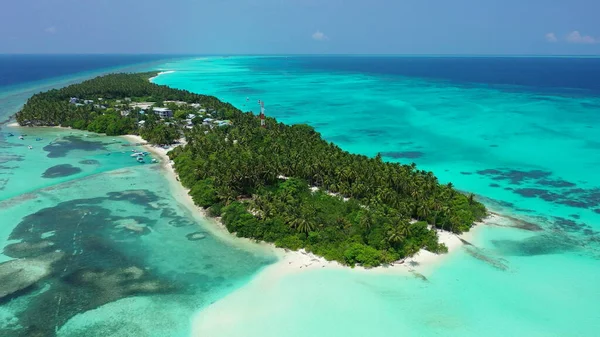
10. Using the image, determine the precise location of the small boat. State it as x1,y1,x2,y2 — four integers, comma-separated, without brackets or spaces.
7,133,13,137
28,145,32,150
137,157,145,163
142,152,149,156
18,136,24,140
151,158,158,163
36,138,43,141
130,153,140,157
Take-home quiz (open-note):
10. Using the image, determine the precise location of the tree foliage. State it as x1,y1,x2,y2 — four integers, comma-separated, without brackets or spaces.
16,73,487,268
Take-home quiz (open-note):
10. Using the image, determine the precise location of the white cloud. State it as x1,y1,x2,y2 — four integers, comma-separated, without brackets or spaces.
312,30,328,41
566,30,597,44
44,26,57,34
545,33,557,43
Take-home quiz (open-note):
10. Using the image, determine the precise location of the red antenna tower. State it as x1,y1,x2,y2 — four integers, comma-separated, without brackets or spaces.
259,100,266,128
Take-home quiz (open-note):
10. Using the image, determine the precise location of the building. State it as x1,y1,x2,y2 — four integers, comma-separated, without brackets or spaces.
69,97,79,104
130,102,155,110
187,114,196,119
120,111,130,117
153,107,173,119
164,100,187,106
83,99,94,104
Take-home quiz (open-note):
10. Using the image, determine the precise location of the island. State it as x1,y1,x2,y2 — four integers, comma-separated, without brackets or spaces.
16,72,487,267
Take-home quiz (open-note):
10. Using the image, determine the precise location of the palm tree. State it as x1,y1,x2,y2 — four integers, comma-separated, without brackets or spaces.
360,212,373,232
387,224,405,244
296,220,316,234
467,193,476,205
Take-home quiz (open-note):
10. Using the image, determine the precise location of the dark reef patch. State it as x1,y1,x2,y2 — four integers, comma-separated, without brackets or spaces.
537,179,576,188
552,217,594,234
43,136,108,158
464,247,509,271
3,241,56,258
489,183,500,188
229,86,265,95
107,189,160,206
380,151,424,159
460,171,472,175
475,168,600,210
42,164,82,178
327,134,354,144
476,168,552,185
357,128,388,138
489,144,499,147
491,234,577,256
487,213,543,231
0,190,183,337
186,231,208,241
79,159,100,165
569,214,581,219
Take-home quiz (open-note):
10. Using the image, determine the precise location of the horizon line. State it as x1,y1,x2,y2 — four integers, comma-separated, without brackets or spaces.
1,53,600,58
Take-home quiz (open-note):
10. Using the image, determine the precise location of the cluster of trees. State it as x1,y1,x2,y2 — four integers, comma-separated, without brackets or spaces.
171,104,487,267
17,73,487,267
15,73,231,144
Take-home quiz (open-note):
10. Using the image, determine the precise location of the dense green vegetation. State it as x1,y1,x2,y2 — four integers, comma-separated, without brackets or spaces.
17,73,487,267
16,72,230,145
173,111,486,267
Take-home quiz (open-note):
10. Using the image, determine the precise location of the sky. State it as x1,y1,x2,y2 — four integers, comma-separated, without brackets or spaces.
1,0,599,55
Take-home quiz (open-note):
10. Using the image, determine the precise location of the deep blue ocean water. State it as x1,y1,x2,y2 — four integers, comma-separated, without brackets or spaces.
0,54,176,88
244,55,600,94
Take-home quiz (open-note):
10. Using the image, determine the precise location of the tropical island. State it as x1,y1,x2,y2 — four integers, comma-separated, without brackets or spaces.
16,72,487,267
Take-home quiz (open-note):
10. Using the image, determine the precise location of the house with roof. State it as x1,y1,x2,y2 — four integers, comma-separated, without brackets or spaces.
153,107,173,119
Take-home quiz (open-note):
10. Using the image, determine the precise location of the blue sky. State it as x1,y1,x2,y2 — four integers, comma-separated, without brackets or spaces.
1,0,599,54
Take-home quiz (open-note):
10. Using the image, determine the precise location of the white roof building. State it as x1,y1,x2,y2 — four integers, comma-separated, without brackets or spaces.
153,107,173,118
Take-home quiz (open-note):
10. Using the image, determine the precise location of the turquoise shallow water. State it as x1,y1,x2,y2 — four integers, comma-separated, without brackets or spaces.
0,127,275,336
0,61,276,336
2,55,599,336
152,56,600,336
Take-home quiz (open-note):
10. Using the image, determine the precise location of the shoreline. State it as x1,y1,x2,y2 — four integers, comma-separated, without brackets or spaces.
148,70,175,82
121,133,494,276
8,115,495,275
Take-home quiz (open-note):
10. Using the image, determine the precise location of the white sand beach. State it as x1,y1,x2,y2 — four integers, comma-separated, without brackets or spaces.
148,70,175,82
122,133,490,276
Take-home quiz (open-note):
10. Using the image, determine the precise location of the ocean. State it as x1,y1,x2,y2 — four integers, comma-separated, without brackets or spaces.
1,55,599,336
0,56,275,337
154,56,600,337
